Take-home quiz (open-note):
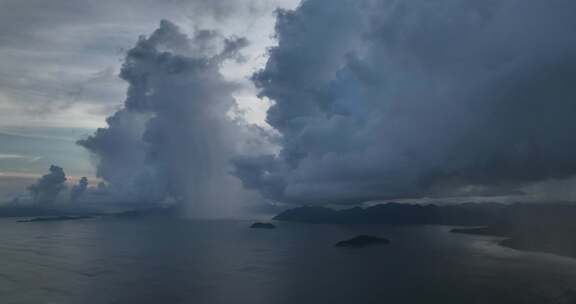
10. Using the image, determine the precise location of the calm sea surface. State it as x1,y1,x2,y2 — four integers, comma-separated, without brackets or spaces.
1,217,576,304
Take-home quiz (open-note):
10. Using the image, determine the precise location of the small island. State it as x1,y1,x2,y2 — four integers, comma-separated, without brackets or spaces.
250,222,276,229
335,235,390,248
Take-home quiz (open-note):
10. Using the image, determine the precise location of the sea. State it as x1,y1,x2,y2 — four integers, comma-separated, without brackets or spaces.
0,217,576,304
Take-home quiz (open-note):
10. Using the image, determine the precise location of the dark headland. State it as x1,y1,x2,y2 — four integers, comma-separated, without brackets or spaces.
250,222,276,229
450,204,576,258
275,202,576,258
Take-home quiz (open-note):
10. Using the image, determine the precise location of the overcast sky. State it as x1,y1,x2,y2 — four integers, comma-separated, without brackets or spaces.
0,0,298,201
3,0,576,212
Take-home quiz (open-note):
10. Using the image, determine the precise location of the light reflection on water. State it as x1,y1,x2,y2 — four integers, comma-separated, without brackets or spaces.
0,218,575,304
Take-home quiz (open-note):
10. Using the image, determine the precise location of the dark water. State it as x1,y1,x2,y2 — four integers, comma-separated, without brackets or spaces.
1,218,576,304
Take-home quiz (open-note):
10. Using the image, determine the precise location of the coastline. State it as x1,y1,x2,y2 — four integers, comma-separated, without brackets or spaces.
451,226,576,259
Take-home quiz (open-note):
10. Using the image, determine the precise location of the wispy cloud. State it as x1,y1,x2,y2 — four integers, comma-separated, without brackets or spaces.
0,153,42,162
0,171,40,179
0,154,27,159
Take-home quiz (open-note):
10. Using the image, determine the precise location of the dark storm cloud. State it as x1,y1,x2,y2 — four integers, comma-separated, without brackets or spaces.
27,165,67,205
79,21,267,216
233,0,576,205
69,177,89,203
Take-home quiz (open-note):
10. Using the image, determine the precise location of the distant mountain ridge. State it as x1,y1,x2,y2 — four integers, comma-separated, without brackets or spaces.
274,202,508,226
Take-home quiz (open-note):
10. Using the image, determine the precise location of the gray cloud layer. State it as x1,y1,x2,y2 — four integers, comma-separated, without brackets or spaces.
233,0,576,205
0,0,297,129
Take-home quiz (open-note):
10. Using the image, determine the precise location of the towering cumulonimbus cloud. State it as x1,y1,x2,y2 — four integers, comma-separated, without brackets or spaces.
79,20,267,216
28,165,67,204
69,177,88,203
233,0,576,205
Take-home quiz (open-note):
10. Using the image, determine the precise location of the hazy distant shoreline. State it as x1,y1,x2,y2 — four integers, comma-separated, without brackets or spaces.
452,225,576,259
2,202,576,259
276,203,576,259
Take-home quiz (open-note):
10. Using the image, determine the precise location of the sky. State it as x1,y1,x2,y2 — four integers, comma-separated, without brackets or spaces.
2,0,576,215
0,0,299,207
